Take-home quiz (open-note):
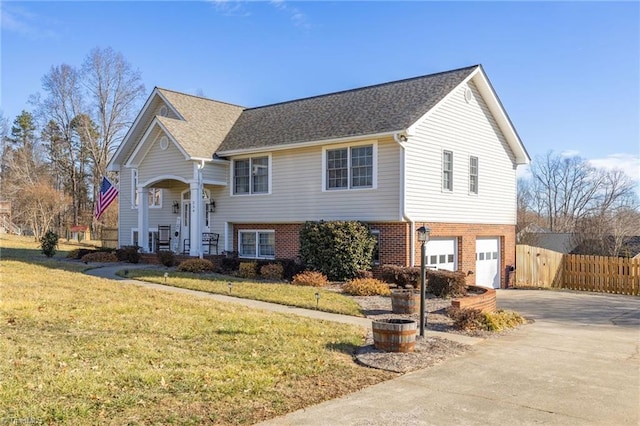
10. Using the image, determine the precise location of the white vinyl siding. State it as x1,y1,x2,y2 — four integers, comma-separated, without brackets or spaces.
405,80,518,224
239,230,275,259
216,139,398,223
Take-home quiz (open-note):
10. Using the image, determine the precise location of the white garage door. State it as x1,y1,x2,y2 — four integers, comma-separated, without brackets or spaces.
476,237,500,288
425,238,457,271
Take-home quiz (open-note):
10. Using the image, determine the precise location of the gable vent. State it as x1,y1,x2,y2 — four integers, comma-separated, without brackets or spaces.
159,105,168,117
159,136,169,150
464,88,473,103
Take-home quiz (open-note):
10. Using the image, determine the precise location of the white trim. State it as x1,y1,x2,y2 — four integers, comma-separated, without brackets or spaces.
131,169,138,209
321,140,378,192
140,174,189,187
469,155,479,195
237,229,276,259
442,149,453,192
125,119,191,168
230,154,272,196
217,131,397,157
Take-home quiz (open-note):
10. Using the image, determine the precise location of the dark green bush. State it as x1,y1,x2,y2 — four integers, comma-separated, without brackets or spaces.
219,252,240,273
427,269,467,298
299,220,376,281
116,246,141,264
278,258,305,281
157,251,176,267
380,265,420,289
177,258,214,273
66,248,96,259
40,230,59,258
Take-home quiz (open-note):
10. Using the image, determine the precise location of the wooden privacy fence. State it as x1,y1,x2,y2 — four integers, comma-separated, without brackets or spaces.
516,245,639,296
100,228,118,249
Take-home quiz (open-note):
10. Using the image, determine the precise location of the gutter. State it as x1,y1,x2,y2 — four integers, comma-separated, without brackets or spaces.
393,132,416,267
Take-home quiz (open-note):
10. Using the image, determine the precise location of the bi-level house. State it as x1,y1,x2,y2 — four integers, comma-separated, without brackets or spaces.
107,65,529,288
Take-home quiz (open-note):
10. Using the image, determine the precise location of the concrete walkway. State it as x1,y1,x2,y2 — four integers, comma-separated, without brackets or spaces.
86,265,640,425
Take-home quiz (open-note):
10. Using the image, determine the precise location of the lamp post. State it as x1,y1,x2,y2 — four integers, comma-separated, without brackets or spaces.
416,225,431,337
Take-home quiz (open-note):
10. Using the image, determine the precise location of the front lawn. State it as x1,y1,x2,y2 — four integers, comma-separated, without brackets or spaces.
125,270,364,317
1,236,395,424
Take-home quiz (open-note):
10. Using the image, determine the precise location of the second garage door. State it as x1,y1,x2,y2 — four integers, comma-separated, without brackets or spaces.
425,238,457,271
476,237,500,288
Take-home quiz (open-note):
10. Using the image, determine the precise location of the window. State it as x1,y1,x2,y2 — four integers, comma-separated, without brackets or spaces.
132,170,138,208
239,230,275,258
325,144,374,190
234,156,269,195
132,170,162,208
442,150,453,191
148,188,162,207
371,230,380,265
469,156,478,194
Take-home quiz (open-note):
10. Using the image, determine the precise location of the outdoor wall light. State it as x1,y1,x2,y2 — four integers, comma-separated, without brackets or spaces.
172,201,180,214
206,200,216,213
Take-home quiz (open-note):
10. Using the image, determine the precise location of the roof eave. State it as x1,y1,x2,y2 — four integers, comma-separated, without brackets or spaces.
216,130,401,157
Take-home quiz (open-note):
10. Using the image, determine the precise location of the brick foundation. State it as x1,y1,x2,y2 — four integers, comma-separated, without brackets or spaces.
231,221,515,289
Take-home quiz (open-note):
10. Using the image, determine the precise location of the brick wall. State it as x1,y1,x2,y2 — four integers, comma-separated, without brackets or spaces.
451,286,497,312
231,221,516,288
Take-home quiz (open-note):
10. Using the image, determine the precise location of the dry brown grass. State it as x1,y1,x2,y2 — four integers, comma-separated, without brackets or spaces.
0,235,396,424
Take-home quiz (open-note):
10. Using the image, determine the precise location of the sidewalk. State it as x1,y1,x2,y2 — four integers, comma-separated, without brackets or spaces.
84,263,482,346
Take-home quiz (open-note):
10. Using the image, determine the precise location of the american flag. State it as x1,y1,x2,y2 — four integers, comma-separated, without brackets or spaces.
95,177,118,220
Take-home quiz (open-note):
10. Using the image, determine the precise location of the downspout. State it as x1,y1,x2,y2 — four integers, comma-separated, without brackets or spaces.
393,132,415,267
197,160,205,259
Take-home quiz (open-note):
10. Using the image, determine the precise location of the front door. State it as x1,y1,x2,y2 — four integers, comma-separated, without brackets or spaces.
181,200,190,254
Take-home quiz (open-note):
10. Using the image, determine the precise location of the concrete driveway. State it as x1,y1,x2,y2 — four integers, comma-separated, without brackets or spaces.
259,289,640,426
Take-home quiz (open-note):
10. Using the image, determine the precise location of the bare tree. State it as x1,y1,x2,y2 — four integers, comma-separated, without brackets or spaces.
520,151,639,256
81,47,145,209
40,64,90,226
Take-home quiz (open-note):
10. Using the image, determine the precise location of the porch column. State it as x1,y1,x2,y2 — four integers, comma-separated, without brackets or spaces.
137,185,149,252
189,182,202,257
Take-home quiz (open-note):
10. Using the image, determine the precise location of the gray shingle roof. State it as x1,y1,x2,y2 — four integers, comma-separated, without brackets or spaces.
156,88,244,159
217,65,478,153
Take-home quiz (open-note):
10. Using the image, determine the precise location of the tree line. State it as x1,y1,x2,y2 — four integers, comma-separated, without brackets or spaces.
0,47,146,240
518,151,639,257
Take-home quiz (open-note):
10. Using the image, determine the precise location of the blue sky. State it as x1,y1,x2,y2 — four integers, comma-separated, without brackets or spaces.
1,1,639,183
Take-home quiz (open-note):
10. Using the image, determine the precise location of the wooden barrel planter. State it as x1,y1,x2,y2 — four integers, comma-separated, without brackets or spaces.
372,319,417,353
391,289,420,314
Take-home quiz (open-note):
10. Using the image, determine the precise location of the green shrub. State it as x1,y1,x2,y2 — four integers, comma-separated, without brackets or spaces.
220,252,240,274
277,258,305,281
260,263,284,280
40,230,59,258
81,252,118,263
116,245,141,264
483,310,526,332
380,265,420,289
343,278,391,296
445,306,486,331
299,220,376,281
292,270,329,287
427,269,467,298
238,262,258,279
177,259,214,273
157,251,176,267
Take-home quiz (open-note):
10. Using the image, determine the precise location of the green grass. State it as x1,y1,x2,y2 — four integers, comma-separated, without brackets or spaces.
0,236,395,424
125,270,364,317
